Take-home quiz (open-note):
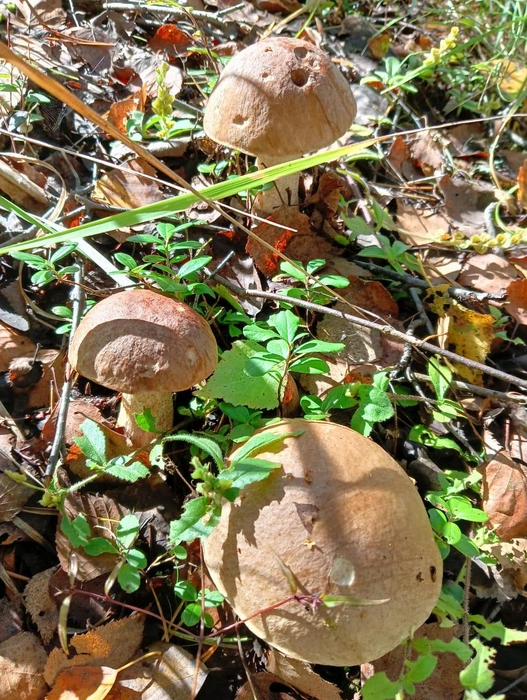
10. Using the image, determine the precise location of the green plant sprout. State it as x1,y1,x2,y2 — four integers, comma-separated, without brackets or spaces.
11,244,79,287
126,62,198,142
173,579,225,627
200,309,345,410
358,233,420,276
301,370,395,437
427,470,490,559
114,220,213,299
276,258,350,305
163,429,301,545
60,512,147,593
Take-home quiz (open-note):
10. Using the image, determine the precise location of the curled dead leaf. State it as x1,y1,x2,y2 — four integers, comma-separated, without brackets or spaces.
481,451,527,540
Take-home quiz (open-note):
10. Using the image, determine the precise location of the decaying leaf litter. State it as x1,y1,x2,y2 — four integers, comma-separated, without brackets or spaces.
1,0,527,697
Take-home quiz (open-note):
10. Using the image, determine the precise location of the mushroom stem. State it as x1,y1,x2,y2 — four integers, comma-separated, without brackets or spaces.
255,155,303,214
117,391,174,448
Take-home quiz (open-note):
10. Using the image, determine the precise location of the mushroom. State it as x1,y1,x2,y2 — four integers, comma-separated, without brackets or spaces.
69,289,217,448
203,38,356,213
203,419,442,666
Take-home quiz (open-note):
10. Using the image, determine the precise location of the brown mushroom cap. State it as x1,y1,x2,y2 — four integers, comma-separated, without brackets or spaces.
203,419,442,666
69,290,217,394
203,38,357,162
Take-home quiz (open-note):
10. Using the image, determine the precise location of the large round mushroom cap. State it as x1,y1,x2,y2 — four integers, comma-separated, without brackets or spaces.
69,290,217,394
203,38,357,161
203,419,442,666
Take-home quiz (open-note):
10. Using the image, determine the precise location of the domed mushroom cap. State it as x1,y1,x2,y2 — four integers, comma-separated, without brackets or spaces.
203,38,357,161
203,419,442,666
69,290,217,394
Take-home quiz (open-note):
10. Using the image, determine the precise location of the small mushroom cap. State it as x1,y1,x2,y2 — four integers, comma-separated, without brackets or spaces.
203,38,357,161
69,290,217,394
203,419,442,666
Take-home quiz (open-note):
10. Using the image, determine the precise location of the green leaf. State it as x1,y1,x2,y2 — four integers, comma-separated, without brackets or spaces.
442,521,462,545
114,252,138,269
362,672,403,700
428,357,452,401
181,603,202,627
174,580,198,602
74,419,107,466
359,386,394,423
203,590,224,607
267,310,300,344
232,429,302,462
169,497,217,545
245,355,282,377
459,638,495,692
10,251,47,267
178,255,212,278
321,594,389,608
294,339,345,355
219,457,282,490
279,260,307,282
116,514,140,549
118,562,142,593
471,617,527,645
134,408,161,433
404,654,437,684
105,458,150,482
162,433,224,471
83,537,118,556
198,340,282,410
288,357,330,374
243,325,280,343
61,513,91,548
453,534,480,557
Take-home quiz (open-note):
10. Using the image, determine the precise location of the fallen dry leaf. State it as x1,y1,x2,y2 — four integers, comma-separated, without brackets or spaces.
396,199,452,246
480,538,527,594
247,208,333,276
92,159,163,210
0,631,48,700
107,91,146,135
439,174,496,237
517,161,527,208
116,643,208,699
56,492,129,581
266,648,342,699
0,471,32,522
481,451,527,541
506,277,527,324
0,323,37,371
46,664,119,700
147,24,193,57
44,615,144,687
427,289,495,384
458,253,521,296
24,567,59,645
235,672,297,700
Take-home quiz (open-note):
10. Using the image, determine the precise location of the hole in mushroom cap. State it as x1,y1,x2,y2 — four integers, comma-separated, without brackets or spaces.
233,114,248,125
291,68,309,87
294,46,308,59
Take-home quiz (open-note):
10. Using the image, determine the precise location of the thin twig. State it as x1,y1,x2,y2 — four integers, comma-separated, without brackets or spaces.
45,265,85,478
215,277,527,392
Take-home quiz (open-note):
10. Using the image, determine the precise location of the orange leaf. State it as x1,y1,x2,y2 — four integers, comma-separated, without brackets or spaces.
481,451,527,540
47,665,118,700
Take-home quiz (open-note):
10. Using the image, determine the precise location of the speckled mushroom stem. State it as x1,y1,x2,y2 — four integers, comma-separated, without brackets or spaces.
254,155,303,214
117,391,174,449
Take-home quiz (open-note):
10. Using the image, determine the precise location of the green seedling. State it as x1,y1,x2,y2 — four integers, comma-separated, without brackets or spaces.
276,258,349,305
164,429,300,546
358,233,420,276
426,470,489,559
61,512,147,593
173,579,225,627
11,244,79,287
115,220,213,299
200,309,344,410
